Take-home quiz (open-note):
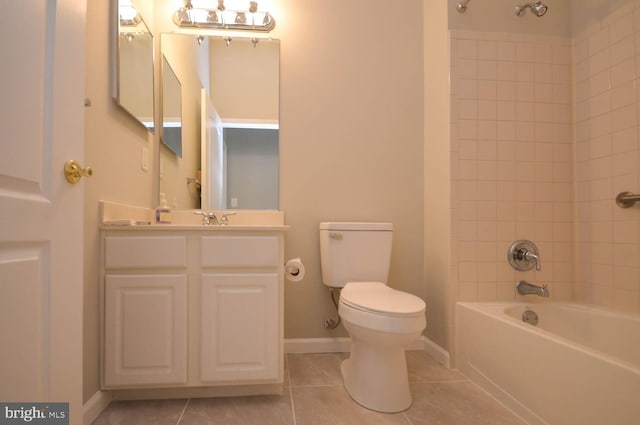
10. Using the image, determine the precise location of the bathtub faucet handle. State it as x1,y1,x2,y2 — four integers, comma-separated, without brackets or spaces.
523,250,541,271
508,240,541,272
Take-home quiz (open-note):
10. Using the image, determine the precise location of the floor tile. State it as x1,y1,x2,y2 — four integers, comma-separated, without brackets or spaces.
405,381,526,425
291,385,411,425
287,353,347,387
91,352,528,425
178,395,295,425
406,350,465,382
91,399,187,425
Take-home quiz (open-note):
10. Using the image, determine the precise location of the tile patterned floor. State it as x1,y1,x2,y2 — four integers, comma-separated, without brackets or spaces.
92,351,526,425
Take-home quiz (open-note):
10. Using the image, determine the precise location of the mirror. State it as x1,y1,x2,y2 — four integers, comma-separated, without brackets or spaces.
113,0,155,132
161,55,182,157
159,34,279,210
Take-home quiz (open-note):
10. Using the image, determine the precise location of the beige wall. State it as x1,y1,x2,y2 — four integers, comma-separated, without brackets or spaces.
210,38,279,121
84,0,156,403
424,1,452,352
84,0,425,402
276,0,425,338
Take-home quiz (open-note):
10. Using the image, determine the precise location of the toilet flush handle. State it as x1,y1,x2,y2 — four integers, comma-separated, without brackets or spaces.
329,232,343,240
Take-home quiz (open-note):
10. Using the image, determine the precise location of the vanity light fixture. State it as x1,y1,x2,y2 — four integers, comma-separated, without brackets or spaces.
119,0,141,26
173,0,276,32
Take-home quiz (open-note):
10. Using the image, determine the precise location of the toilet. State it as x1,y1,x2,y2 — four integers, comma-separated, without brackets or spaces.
319,222,426,413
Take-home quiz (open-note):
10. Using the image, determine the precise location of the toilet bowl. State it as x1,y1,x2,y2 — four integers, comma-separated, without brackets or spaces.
338,282,426,412
319,222,427,413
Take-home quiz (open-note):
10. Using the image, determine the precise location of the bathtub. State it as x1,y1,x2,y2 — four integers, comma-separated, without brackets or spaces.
455,302,640,425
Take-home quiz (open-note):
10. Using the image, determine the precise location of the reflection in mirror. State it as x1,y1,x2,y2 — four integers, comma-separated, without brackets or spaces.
159,34,279,210
115,0,154,132
224,127,278,210
161,55,182,157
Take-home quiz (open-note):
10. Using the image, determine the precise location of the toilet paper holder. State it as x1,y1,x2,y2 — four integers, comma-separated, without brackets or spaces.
285,257,306,282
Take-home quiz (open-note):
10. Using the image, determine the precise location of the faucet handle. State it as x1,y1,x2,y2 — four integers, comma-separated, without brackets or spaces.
508,240,541,271
219,211,237,225
523,250,541,271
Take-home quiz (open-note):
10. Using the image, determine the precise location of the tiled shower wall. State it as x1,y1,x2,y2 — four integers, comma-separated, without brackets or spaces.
450,1,640,314
574,2,640,313
450,30,574,303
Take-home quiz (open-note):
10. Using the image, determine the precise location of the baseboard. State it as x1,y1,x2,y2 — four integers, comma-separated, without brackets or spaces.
284,337,351,353
284,336,450,367
421,336,451,368
83,390,113,425
110,383,283,401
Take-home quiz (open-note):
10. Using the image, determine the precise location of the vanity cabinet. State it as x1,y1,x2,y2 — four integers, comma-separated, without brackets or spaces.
100,228,285,393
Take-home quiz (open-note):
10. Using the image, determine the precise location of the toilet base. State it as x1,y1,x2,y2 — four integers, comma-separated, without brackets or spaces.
340,340,413,413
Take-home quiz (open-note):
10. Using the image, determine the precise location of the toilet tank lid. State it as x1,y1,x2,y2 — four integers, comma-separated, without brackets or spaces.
319,222,393,231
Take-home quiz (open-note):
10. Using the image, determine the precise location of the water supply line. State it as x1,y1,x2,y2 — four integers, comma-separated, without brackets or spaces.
324,288,341,329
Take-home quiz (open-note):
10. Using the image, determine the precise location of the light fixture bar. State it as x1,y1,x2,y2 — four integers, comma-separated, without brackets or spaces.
173,0,275,32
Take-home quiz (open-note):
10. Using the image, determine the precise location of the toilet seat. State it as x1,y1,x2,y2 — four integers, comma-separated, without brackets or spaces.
338,282,426,334
340,282,425,317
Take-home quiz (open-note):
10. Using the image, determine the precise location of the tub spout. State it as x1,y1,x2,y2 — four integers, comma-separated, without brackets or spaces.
516,280,549,297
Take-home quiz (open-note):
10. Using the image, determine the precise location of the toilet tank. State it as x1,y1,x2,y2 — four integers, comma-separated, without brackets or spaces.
319,222,393,288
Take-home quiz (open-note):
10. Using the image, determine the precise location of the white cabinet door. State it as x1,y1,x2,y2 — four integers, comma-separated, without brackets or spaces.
200,273,279,382
104,274,188,387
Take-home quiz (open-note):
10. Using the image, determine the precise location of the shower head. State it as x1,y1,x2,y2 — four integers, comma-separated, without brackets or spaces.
515,1,548,17
456,0,471,13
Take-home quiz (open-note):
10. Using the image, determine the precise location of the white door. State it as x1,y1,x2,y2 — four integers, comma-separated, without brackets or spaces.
0,0,85,422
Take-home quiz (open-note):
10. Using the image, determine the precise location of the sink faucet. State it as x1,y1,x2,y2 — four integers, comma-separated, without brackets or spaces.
194,211,237,225
194,211,218,225
516,280,549,297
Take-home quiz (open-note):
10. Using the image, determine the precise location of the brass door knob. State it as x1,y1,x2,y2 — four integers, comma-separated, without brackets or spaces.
64,160,93,184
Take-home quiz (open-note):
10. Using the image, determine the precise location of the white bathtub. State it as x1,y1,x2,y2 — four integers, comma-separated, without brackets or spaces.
455,302,640,425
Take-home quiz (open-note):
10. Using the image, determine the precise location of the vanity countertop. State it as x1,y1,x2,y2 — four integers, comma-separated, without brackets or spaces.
99,200,287,230
100,224,289,231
